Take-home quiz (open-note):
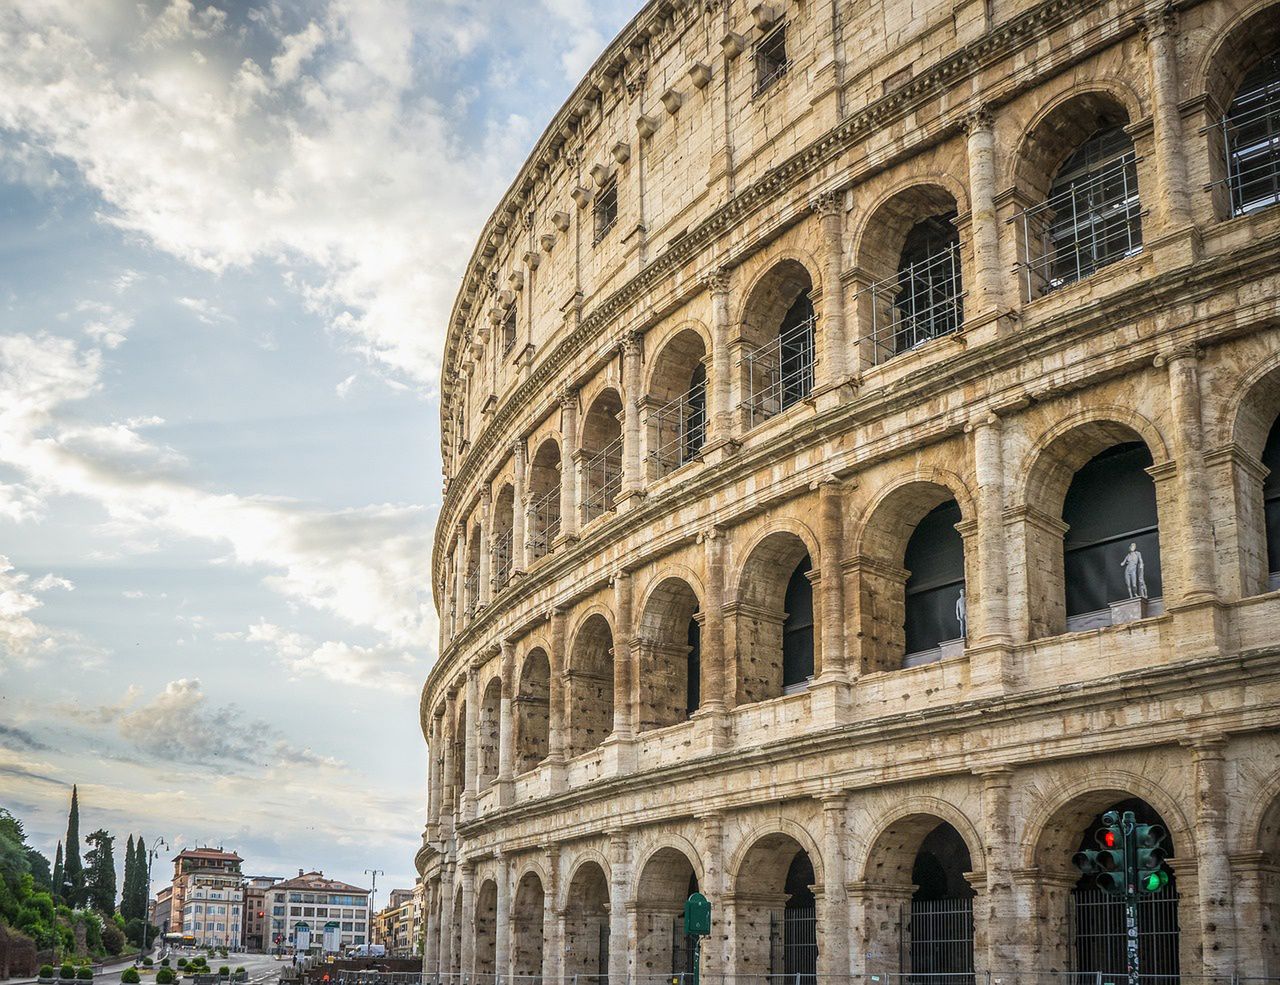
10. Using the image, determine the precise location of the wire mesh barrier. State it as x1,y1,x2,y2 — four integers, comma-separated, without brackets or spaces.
904,897,974,985
648,384,707,477
581,438,623,524
493,527,513,589
860,243,964,365
1070,886,1180,985
1016,153,1143,300
527,487,560,561
1211,55,1280,218
743,315,816,428
464,572,480,619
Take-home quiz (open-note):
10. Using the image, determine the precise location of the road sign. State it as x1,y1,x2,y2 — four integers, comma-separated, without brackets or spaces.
684,892,711,936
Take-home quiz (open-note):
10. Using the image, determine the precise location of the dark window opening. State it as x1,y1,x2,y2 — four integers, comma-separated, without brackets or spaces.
593,177,618,244
685,363,707,462
1225,51,1280,217
501,307,517,356
1264,414,1280,579
783,554,814,690
686,616,701,715
1063,442,1161,618
754,22,788,95
893,213,964,354
779,291,815,412
904,500,966,662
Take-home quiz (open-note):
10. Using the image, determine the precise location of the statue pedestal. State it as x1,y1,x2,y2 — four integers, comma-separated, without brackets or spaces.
1109,597,1149,625
937,638,966,661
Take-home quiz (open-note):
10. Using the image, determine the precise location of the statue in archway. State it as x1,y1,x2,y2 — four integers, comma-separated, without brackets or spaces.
955,587,967,639
1121,543,1148,599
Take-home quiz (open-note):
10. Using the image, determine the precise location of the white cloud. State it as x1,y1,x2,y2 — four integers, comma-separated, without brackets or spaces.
176,296,227,325
0,554,79,666
237,620,418,695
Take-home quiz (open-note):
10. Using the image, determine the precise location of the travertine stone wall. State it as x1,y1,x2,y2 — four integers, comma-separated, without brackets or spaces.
419,0,1280,980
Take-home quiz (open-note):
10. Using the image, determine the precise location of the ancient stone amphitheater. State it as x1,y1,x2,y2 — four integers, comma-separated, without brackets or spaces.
416,0,1280,981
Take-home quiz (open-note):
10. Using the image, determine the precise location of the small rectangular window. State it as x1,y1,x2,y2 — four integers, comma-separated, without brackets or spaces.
593,177,618,244
754,22,788,95
501,307,517,355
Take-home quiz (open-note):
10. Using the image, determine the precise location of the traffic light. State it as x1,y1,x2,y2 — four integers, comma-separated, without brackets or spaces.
1073,812,1127,895
1135,823,1169,893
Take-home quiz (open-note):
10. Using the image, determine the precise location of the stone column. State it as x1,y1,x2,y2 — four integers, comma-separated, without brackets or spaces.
1164,348,1217,603
703,268,735,451
423,881,440,978
816,478,847,683
512,439,527,575
440,700,457,829
810,193,848,385
460,861,476,979
428,713,444,833
979,768,1019,972
453,525,466,633
543,846,563,985
963,107,1004,315
611,571,635,741
439,864,456,977
699,527,729,714
1140,7,1192,233
494,854,511,980
819,796,850,977
608,831,632,985
558,389,579,542
462,668,479,820
1187,736,1237,975
546,609,568,771
497,640,516,805
621,332,645,503
970,413,1012,645
479,486,492,607
699,813,726,980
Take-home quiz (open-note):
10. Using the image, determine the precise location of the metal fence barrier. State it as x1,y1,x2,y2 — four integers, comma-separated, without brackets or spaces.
743,314,815,428
858,243,964,366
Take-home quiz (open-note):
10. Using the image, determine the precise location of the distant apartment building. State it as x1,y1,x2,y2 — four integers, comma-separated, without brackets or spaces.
150,886,173,937
169,848,244,947
241,876,281,952
371,887,421,956
265,871,370,954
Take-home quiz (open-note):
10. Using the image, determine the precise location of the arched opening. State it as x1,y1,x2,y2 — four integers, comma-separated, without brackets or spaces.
1255,788,1280,976
512,871,545,979
741,261,816,425
734,834,819,982
474,879,497,977
636,578,703,731
634,849,700,979
903,500,967,667
528,439,562,561
857,185,964,364
465,523,482,619
1016,94,1141,297
581,389,624,524
860,814,978,980
735,532,815,705
493,483,515,590
515,648,551,774
1265,413,1280,590
1061,443,1163,631
477,677,501,789
564,862,611,983
647,329,709,478
450,887,462,975
566,614,614,758
451,700,467,805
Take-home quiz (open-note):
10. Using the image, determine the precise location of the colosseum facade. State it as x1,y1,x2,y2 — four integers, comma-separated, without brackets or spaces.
417,0,1280,980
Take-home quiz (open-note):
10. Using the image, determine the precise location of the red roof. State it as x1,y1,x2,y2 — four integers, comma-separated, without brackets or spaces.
175,848,243,863
271,871,369,895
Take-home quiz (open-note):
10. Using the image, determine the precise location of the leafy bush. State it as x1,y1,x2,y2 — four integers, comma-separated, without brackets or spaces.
76,968,94,980
161,959,170,967
155,970,174,985
143,959,153,967
122,969,141,984
61,964,76,979
176,960,187,969
40,965,55,978
218,966,230,976
234,969,244,975
101,919,127,955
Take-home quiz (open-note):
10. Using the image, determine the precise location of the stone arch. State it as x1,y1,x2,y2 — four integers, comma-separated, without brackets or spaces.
851,797,986,883
492,481,516,590
852,472,974,672
632,844,703,979
450,883,463,974
465,521,482,617
512,868,546,978
737,257,819,419
528,437,562,558
730,823,824,980
732,523,821,705
566,611,615,757
473,877,498,976
643,320,712,395
636,575,703,731
735,251,824,334
515,646,551,773
476,675,502,788
727,819,826,889
451,696,468,799
563,858,612,981
645,326,710,477
581,386,624,521
1016,412,1172,640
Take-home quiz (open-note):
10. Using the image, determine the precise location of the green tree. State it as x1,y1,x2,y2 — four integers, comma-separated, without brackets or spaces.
63,787,85,908
120,836,135,920
27,844,52,892
83,829,116,915
51,842,64,904
131,837,149,922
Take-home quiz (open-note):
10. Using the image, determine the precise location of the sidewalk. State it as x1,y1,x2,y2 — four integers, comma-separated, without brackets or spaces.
3,953,150,985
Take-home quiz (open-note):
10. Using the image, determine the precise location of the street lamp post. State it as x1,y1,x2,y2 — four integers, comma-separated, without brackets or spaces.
363,869,383,954
142,838,170,960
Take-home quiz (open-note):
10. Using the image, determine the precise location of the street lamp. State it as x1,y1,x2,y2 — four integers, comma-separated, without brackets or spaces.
143,838,170,959
363,869,383,954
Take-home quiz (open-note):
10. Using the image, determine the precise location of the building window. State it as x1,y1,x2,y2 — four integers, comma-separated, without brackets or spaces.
782,555,813,693
903,500,967,666
1223,51,1280,217
593,177,618,244
754,21,788,96
1263,413,1280,588
501,306,517,356
686,615,701,716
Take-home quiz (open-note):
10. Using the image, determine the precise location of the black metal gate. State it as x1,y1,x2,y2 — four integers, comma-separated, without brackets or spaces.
598,921,610,985
670,917,696,976
902,897,975,985
1071,886,1180,983
769,906,817,983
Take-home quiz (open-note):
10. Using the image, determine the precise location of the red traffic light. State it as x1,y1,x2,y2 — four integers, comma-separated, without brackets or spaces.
1096,828,1118,848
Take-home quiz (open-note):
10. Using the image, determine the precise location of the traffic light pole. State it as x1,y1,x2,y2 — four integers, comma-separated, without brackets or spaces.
1120,811,1139,985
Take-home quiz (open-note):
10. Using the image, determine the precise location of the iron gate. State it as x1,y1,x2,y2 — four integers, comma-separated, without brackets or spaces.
902,896,975,985
598,921,610,985
670,916,697,977
1071,886,1180,984
769,905,817,984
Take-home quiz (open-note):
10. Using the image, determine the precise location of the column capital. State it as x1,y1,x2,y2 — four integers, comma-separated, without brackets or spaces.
964,409,1003,433
820,791,848,811
1135,5,1177,46
700,265,733,295
1154,343,1203,367
1181,733,1229,755
558,386,577,410
621,329,643,356
808,190,844,219
961,105,995,135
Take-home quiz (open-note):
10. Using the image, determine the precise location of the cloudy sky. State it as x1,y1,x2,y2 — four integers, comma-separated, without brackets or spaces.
0,0,640,898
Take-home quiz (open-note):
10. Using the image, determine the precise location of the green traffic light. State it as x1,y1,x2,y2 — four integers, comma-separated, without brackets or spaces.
1143,869,1168,892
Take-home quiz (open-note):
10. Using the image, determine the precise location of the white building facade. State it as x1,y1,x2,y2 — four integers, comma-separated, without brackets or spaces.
265,871,371,955
181,871,244,949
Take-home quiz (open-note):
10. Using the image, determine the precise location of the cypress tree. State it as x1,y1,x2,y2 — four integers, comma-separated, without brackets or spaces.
63,785,85,908
133,836,149,920
84,828,116,914
122,835,135,918
52,841,64,903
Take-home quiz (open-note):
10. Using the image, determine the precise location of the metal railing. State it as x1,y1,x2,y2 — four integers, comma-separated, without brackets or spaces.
493,527,513,589
1071,886,1180,984
1210,92,1280,217
464,572,479,619
1016,153,1142,300
581,438,623,524
647,383,707,477
527,487,560,560
860,243,964,365
743,314,815,428
906,897,974,985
